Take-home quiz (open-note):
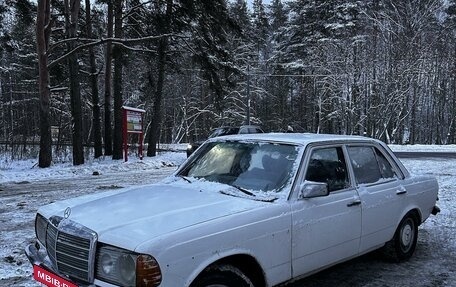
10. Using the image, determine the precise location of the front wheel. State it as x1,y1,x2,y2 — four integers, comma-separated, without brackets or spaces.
382,213,418,262
191,264,254,287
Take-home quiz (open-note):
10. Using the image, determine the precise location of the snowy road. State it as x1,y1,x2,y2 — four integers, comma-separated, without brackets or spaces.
0,156,455,286
0,165,177,286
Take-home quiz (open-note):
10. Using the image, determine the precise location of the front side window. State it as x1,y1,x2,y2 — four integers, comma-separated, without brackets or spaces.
305,147,350,192
347,146,398,184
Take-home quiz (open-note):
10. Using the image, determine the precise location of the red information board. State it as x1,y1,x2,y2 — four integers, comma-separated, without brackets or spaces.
122,106,145,162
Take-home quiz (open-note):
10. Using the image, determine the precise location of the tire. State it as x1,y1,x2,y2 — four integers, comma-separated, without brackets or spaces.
382,213,418,262
191,264,254,287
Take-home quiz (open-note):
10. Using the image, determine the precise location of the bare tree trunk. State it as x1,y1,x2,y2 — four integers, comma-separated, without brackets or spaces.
64,0,84,165
85,0,102,158
104,0,114,156
112,0,123,160
36,0,52,167
147,0,172,157
450,47,456,144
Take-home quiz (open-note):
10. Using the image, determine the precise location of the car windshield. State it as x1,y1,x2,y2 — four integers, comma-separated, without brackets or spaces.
180,141,301,195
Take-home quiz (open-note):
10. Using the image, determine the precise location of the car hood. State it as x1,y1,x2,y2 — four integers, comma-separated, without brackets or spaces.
38,181,265,250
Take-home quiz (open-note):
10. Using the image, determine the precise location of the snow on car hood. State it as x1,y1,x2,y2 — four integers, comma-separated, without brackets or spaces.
38,179,266,250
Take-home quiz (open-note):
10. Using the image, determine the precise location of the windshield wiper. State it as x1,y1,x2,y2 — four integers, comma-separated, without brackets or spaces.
221,185,279,202
230,184,256,197
178,175,193,183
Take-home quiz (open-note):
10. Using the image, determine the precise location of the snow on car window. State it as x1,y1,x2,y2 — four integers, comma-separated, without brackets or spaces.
188,145,237,176
182,141,301,197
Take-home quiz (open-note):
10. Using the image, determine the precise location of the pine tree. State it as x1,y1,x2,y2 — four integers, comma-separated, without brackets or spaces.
0,1,7,58
36,0,52,167
146,0,173,157
230,0,250,32
103,0,114,156
446,0,456,144
84,0,103,158
64,0,84,165
269,0,286,33
112,0,124,160
251,0,269,55
265,0,290,131
2,0,37,151
187,0,240,123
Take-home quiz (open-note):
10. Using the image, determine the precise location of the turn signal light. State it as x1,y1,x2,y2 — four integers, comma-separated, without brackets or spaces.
136,255,162,287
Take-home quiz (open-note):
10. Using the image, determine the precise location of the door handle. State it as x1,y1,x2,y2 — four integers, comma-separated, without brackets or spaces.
396,186,407,195
347,200,361,207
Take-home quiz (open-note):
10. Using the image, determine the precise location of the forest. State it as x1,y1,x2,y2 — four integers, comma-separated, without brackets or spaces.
0,0,455,167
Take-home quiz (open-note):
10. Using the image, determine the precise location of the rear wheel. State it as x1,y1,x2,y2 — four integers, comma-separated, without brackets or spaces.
382,213,418,262
191,264,254,287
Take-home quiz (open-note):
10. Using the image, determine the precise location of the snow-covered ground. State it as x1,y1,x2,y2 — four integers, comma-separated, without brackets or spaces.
0,151,187,287
389,144,456,152
0,143,188,184
0,145,455,286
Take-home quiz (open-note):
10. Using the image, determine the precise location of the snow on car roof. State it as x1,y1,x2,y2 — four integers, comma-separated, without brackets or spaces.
209,132,375,146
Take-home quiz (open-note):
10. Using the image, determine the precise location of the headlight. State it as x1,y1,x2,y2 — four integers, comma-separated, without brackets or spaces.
35,214,48,246
187,144,193,150
96,245,162,287
100,253,115,275
118,254,136,285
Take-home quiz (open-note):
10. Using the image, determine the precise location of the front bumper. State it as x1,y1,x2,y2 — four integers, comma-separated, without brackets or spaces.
25,241,97,287
25,241,58,273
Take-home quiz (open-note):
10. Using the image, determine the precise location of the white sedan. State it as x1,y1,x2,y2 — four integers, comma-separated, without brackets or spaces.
25,133,439,287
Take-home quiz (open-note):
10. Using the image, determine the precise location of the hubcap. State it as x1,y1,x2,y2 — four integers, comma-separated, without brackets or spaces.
400,219,414,252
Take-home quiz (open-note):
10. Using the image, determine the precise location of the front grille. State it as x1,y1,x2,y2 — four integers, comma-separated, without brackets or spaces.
46,223,58,267
45,216,97,283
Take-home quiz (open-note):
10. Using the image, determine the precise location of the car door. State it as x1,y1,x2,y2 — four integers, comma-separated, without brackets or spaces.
291,145,362,277
346,145,406,253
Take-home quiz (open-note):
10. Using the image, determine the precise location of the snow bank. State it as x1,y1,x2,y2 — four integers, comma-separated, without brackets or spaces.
0,152,186,184
388,144,456,152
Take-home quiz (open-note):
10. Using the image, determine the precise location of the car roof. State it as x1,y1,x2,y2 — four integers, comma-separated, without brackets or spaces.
210,132,379,146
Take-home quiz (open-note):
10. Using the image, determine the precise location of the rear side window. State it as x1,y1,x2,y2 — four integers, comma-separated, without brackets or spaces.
347,146,397,184
375,148,397,179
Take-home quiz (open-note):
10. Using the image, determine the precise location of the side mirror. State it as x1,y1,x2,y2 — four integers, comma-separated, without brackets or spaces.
299,181,329,199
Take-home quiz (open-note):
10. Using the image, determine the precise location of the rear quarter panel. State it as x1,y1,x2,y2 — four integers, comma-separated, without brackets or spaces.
400,175,439,224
